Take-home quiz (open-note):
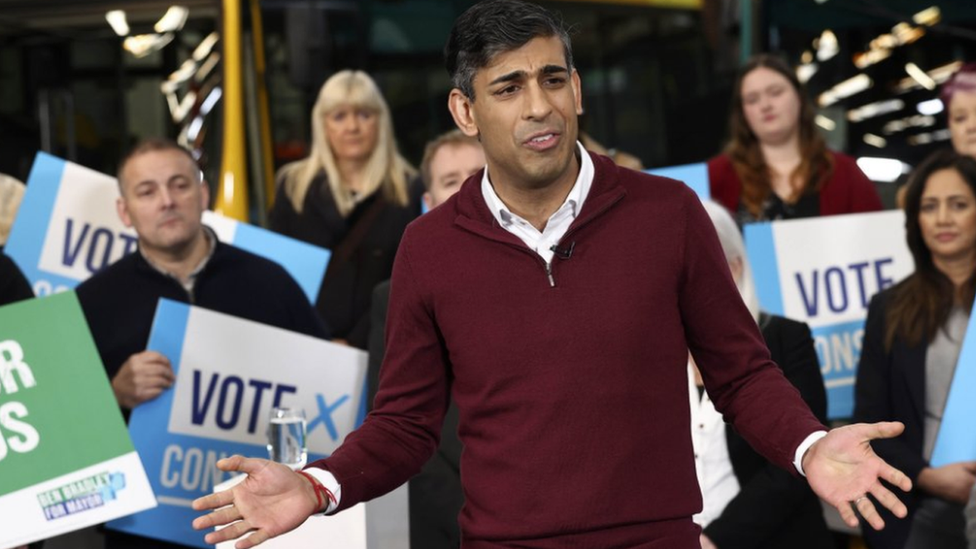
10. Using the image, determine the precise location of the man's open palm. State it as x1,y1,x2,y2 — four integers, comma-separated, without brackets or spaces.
804,422,912,530
192,456,318,548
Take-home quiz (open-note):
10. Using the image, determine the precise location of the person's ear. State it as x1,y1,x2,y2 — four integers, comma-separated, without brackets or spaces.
571,69,583,116
117,195,133,228
448,89,479,138
728,255,744,285
199,179,211,210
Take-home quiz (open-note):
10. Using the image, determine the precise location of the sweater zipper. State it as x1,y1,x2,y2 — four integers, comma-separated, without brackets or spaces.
537,190,623,288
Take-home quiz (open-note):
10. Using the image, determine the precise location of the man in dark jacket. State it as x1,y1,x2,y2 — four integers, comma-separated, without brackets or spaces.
76,138,326,549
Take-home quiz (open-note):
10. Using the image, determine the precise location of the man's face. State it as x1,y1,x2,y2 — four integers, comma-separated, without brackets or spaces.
450,36,582,193
117,148,209,256
424,142,486,210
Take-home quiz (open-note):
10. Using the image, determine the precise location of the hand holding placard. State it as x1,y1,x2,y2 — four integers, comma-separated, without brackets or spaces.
112,350,176,409
916,462,976,504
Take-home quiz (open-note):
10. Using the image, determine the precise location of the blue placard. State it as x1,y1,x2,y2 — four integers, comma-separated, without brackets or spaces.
5,153,78,296
232,222,331,303
108,299,367,547
743,212,914,419
931,303,976,467
644,162,711,200
743,222,783,316
5,152,330,302
809,320,866,419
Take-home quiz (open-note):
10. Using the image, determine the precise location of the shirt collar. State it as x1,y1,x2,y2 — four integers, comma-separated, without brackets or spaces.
480,141,593,228
140,226,217,292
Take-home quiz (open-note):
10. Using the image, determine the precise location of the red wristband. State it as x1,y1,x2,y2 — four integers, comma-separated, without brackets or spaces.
296,470,337,512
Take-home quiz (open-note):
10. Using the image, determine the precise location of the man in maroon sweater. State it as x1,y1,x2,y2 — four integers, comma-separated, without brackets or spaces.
193,1,912,547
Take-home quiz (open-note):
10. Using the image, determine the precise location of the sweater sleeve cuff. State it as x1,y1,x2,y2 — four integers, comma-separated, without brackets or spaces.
794,430,828,477
302,466,343,514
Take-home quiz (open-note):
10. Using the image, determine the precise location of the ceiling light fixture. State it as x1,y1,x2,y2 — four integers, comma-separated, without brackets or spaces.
913,6,941,26
797,63,818,84
895,61,964,92
819,74,873,107
856,157,909,182
882,114,936,135
123,33,174,58
815,115,836,131
847,99,905,122
155,6,189,33
905,62,936,90
916,98,944,116
105,10,129,37
908,129,952,145
816,30,839,62
862,134,888,148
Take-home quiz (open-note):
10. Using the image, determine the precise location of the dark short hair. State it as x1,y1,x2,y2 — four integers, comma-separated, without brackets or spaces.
117,138,201,190
445,0,573,100
420,130,481,190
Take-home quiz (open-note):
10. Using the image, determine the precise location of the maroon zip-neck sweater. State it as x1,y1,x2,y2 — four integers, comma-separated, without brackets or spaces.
314,152,825,548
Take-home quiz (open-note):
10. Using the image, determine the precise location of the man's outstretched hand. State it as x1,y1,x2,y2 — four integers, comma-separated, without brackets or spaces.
192,456,322,548
803,421,912,530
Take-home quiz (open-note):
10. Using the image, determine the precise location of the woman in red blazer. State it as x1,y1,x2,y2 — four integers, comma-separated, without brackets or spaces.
708,54,882,225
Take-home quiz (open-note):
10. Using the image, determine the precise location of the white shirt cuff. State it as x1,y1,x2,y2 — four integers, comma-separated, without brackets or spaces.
302,467,342,514
793,430,828,477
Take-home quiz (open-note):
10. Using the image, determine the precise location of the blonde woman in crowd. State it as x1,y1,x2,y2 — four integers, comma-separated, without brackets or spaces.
708,54,882,225
269,70,420,349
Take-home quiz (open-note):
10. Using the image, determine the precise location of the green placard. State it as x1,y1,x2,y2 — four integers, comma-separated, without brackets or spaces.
0,292,132,495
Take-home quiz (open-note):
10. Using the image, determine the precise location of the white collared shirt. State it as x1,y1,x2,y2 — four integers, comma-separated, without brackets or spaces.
689,364,740,529
480,141,594,264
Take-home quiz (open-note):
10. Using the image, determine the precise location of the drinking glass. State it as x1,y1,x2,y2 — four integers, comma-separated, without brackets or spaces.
267,407,307,470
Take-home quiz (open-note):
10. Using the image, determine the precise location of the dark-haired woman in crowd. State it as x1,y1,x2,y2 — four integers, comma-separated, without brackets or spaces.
269,70,420,349
855,150,976,549
708,54,882,225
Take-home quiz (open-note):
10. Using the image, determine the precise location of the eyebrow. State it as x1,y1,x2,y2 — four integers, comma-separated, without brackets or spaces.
488,64,567,86
437,170,464,181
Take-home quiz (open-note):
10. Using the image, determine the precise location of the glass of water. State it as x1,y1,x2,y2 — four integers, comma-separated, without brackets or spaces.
267,407,307,470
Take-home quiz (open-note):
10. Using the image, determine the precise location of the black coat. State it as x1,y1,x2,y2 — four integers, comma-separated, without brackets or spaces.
854,286,929,549
0,251,33,306
268,174,421,349
703,313,834,549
